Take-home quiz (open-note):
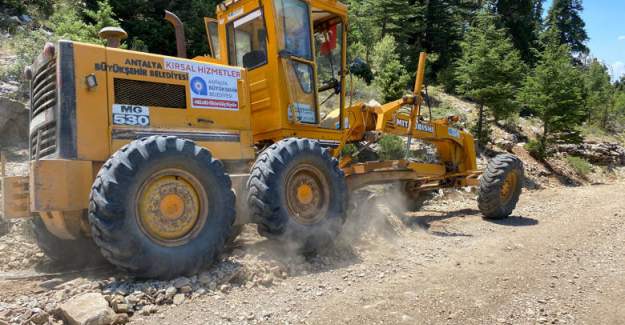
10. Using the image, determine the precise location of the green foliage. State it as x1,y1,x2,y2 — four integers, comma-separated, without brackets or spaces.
566,155,592,177
86,0,218,58
545,0,589,55
1,0,53,17
583,59,614,128
517,30,585,155
455,10,526,119
341,143,357,156
419,0,472,79
378,135,405,160
0,29,50,85
470,119,493,147
610,91,625,133
366,0,424,71
371,35,411,102
492,0,544,66
615,76,625,92
48,1,117,44
455,9,526,144
346,0,383,63
1,0,119,89
525,139,546,159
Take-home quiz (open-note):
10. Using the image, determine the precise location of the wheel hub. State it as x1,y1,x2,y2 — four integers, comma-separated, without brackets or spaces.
285,165,329,225
296,184,314,205
500,172,517,203
137,170,206,245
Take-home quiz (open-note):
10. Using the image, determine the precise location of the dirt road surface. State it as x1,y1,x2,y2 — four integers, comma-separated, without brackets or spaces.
1,182,624,325
129,183,625,325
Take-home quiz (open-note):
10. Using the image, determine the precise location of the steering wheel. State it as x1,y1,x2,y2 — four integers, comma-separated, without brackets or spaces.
319,78,340,94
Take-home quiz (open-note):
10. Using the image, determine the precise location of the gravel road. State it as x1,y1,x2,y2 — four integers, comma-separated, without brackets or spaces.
132,183,625,325
1,182,624,325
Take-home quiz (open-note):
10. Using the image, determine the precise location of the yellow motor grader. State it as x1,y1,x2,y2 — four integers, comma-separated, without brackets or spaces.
0,0,523,278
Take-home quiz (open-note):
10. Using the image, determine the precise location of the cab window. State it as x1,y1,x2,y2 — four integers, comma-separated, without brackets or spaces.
206,19,221,59
316,21,344,128
274,0,313,60
227,9,268,69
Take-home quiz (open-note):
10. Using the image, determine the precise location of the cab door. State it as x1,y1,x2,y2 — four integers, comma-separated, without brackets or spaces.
273,0,318,125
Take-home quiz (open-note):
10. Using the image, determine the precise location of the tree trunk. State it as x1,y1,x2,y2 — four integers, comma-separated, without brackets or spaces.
541,119,549,158
477,103,484,147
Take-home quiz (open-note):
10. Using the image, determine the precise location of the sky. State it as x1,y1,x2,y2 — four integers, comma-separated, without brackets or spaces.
544,0,625,81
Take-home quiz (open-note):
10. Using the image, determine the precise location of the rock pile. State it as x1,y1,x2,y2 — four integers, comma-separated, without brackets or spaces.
557,141,625,166
0,221,43,271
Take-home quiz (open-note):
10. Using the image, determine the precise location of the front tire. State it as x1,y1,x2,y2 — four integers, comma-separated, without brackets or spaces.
477,154,524,219
88,136,235,279
247,138,347,253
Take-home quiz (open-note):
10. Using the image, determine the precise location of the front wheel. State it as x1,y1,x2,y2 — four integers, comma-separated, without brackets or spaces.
247,138,347,253
477,154,524,219
88,136,235,279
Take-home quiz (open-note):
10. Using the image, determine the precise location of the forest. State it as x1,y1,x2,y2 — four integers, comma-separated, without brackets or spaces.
2,0,625,157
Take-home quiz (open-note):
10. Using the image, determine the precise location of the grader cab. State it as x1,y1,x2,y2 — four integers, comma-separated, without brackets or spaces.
0,0,524,279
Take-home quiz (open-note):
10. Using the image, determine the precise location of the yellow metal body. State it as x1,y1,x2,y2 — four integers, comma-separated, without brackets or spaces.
8,0,481,239
212,0,349,143
71,43,256,162
30,159,94,212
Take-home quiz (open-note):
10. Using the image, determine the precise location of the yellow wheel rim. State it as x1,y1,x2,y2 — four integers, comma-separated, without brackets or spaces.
137,169,206,246
285,164,330,225
500,172,518,203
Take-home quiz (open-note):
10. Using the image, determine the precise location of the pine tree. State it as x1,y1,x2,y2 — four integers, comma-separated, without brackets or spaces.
455,9,526,145
611,91,625,132
86,0,219,57
346,0,382,63
419,0,473,87
494,0,544,66
545,0,589,55
583,59,613,128
372,35,411,102
517,30,585,157
615,75,625,92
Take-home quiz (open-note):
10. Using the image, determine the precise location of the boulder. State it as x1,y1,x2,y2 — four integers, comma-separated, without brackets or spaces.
60,293,115,325
0,96,28,146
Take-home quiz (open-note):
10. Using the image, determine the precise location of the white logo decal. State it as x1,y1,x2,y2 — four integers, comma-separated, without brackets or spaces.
416,123,434,133
165,58,242,111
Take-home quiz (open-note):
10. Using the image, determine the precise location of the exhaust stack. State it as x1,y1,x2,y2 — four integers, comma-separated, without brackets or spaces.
164,10,187,58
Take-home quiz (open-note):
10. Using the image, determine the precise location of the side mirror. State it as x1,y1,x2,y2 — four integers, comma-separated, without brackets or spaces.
349,58,373,85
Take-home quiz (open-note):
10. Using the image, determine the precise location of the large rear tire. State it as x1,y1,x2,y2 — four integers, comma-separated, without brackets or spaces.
477,154,524,219
247,138,347,253
88,136,235,279
32,216,104,267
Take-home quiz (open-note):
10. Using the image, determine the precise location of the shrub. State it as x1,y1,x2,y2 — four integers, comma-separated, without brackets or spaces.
566,156,592,177
525,139,545,159
378,135,405,160
1,0,120,96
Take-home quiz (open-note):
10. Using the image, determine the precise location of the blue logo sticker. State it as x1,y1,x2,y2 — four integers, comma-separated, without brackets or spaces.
448,128,460,138
190,76,208,95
